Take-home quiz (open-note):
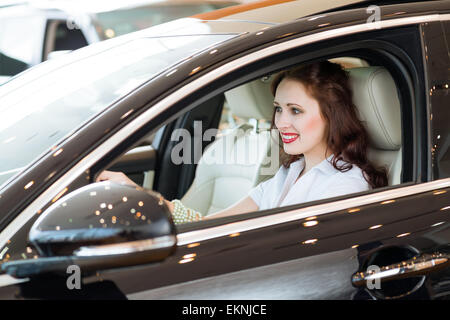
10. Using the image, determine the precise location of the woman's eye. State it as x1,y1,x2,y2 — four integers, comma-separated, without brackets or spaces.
292,108,302,114
274,106,282,113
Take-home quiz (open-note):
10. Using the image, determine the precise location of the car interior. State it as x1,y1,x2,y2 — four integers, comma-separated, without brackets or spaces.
107,56,403,219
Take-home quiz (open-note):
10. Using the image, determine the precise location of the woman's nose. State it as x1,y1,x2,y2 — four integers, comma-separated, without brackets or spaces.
275,111,292,129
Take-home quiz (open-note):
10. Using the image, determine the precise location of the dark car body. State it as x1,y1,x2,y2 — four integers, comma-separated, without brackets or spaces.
0,0,449,300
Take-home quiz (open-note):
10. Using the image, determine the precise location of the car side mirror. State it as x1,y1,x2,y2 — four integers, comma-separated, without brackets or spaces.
2,182,176,278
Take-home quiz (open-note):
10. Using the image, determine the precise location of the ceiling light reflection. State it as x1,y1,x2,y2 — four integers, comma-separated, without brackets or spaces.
53,148,63,157
120,109,134,120
166,69,177,77
303,220,318,227
178,258,194,264
24,181,34,190
52,187,68,202
396,232,410,238
432,222,445,227
189,66,201,76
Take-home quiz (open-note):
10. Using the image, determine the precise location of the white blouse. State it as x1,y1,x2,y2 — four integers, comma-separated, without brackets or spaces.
249,155,370,210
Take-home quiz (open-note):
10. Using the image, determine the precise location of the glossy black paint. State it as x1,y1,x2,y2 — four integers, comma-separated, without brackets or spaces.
30,182,173,253
1,182,175,278
0,0,447,228
79,185,450,299
0,0,449,300
421,21,450,180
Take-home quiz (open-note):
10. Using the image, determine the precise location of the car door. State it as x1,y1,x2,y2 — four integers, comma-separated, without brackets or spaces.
93,14,450,300
1,5,449,300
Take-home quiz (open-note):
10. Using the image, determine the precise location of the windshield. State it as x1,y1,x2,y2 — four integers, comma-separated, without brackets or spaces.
0,33,235,188
95,2,236,38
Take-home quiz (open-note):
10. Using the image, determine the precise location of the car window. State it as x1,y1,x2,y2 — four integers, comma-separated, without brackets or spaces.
0,15,44,76
95,55,404,223
53,22,88,51
0,34,235,188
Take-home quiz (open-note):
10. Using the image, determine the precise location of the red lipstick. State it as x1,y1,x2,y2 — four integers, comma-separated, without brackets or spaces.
281,132,299,144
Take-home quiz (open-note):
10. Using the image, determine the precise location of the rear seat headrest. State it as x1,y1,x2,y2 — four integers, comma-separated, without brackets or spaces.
224,76,275,121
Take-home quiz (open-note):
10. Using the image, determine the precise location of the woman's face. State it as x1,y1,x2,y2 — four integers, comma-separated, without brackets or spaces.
274,78,328,157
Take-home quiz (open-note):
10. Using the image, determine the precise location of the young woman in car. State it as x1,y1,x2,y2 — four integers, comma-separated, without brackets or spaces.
97,61,388,224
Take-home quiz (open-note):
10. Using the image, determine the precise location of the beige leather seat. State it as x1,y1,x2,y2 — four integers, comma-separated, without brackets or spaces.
181,77,277,215
348,66,402,185
181,65,402,215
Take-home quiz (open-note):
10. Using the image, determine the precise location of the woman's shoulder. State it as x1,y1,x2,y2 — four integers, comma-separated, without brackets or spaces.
329,163,370,189
319,156,367,183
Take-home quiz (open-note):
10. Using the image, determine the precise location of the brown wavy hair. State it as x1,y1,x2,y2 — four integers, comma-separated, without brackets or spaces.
270,61,388,189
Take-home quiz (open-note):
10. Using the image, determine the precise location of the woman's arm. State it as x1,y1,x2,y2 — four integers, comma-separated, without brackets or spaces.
203,196,259,220
96,170,139,187
97,170,258,221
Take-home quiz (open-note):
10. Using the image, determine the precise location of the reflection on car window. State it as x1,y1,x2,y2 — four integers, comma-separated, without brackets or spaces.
0,15,44,76
95,3,237,39
0,34,235,188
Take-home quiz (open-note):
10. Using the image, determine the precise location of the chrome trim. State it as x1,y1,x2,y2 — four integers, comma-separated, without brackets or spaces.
352,253,449,287
178,178,450,246
0,274,29,288
74,235,176,257
1,13,450,251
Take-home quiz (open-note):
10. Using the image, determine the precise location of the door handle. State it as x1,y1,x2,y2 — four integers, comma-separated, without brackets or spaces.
352,252,450,287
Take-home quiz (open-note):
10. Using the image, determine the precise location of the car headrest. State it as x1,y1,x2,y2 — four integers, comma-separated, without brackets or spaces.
224,76,274,121
348,66,402,151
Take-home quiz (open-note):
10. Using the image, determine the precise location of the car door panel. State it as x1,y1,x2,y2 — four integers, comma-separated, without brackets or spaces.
68,183,450,300
127,248,359,300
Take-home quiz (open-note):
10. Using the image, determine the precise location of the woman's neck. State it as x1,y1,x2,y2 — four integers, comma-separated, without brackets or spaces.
302,148,333,175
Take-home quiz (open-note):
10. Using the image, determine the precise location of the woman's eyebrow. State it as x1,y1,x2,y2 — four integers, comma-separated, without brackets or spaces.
273,102,305,108
287,103,304,108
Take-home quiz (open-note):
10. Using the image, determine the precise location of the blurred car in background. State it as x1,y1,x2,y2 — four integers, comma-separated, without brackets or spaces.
0,0,242,84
